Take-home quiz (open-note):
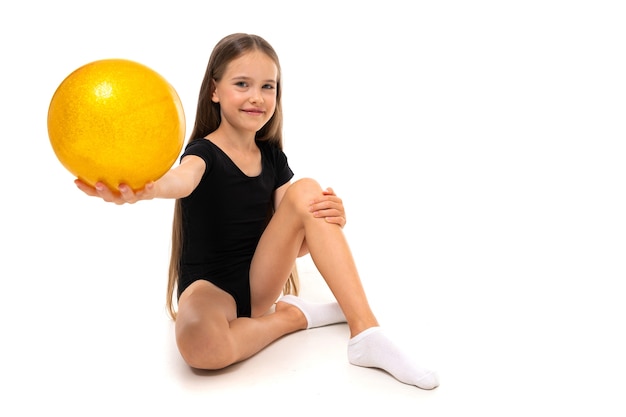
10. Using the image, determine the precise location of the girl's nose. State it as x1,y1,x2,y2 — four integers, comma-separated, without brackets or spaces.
249,88,263,104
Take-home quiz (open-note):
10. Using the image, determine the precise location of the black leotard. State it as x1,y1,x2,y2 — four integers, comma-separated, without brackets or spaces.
177,138,294,317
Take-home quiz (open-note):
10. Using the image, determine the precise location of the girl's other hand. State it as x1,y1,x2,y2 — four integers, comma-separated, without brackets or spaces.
309,187,346,228
74,179,156,205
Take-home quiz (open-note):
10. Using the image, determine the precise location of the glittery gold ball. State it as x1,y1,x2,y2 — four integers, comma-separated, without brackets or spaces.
47,59,185,191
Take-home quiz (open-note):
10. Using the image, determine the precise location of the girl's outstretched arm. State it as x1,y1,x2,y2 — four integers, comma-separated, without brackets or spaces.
74,155,205,204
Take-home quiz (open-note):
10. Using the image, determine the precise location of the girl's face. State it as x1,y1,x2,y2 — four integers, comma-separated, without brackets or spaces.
212,51,278,136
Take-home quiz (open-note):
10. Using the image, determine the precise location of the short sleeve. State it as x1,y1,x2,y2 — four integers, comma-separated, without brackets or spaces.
260,141,293,189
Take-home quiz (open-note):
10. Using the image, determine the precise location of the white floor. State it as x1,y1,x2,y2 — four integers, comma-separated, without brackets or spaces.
3,251,624,417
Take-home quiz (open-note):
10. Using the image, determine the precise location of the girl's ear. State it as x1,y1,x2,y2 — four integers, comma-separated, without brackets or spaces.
211,79,219,103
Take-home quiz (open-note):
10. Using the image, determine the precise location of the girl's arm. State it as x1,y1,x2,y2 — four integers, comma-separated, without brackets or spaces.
309,187,346,228
74,155,205,204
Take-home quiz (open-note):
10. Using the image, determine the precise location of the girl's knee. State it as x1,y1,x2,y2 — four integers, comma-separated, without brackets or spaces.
292,177,322,192
176,320,235,370
284,178,322,209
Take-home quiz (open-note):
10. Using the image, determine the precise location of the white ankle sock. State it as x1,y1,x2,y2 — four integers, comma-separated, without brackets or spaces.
278,295,346,329
348,327,439,390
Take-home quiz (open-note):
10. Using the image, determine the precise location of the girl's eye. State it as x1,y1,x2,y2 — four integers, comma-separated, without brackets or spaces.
235,81,248,87
263,84,275,90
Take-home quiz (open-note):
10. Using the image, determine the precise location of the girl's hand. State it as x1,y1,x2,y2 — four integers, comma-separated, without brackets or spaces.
309,187,346,228
74,179,157,205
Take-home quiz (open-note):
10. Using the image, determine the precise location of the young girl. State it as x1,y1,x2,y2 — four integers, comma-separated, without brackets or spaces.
75,33,439,390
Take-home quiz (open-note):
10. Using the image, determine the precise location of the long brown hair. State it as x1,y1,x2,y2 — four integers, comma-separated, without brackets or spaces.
166,33,299,320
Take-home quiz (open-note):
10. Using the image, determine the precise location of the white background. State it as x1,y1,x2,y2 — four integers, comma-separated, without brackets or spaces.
1,1,624,415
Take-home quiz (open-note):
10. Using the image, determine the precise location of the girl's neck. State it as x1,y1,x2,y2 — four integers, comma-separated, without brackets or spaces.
207,126,256,153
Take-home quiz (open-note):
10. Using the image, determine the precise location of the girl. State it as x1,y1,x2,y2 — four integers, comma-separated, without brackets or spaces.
76,33,438,390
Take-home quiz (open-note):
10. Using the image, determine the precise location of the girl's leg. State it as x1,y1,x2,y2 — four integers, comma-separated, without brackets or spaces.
175,280,307,370
174,178,354,370
250,178,439,389
250,177,378,335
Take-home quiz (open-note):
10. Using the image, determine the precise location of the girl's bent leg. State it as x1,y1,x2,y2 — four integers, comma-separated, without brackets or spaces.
175,280,307,370
250,177,379,336
250,178,439,389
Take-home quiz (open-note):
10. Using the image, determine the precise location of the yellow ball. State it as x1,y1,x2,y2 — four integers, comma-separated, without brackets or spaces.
47,59,185,191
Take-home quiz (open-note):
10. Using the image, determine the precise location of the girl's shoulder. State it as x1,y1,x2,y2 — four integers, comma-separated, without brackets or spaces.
183,138,220,156
256,139,283,155
185,137,212,150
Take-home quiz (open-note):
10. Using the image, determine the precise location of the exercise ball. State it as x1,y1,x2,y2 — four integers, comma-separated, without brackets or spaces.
47,58,185,191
